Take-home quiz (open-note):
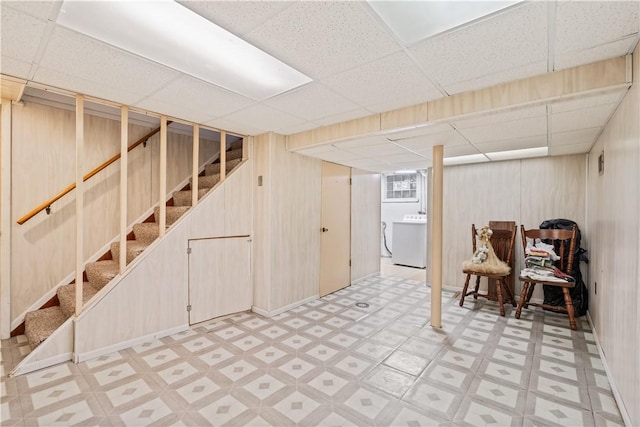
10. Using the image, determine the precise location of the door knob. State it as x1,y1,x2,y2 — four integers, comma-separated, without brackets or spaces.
321,227,329,232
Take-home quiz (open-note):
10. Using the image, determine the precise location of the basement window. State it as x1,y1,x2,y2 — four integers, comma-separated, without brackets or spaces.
384,173,417,201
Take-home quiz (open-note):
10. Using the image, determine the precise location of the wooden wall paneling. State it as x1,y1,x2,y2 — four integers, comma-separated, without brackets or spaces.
271,133,322,309
75,95,84,314
10,318,73,376
127,127,154,224
188,237,225,324
224,160,252,236
442,160,520,290
252,133,272,312
380,103,429,131
1,99,11,338
351,169,381,282
586,43,639,425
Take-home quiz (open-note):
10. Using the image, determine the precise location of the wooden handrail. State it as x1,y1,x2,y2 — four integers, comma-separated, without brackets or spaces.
17,122,171,225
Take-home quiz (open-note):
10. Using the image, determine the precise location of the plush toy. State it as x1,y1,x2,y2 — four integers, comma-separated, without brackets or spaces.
462,225,511,275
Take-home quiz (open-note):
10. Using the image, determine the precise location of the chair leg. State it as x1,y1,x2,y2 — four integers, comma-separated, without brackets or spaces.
502,278,516,307
524,283,536,309
473,276,481,299
515,282,530,319
460,274,471,307
562,287,577,330
496,279,505,316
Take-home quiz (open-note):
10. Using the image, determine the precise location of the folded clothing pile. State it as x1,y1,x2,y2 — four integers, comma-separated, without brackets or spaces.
520,265,575,283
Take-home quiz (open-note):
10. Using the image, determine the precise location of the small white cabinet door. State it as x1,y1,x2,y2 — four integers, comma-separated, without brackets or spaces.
188,236,252,325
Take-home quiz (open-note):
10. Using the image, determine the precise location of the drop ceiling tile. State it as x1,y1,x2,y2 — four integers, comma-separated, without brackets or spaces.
335,136,390,149
554,1,640,54
219,104,306,134
549,142,593,156
392,160,431,171
32,66,145,106
474,135,547,154
320,51,442,111
276,121,319,136
456,115,547,144
245,1,401,79
298,145,338,155
2,1,59,20
342,158,391,171
371,152,426,163
204,117,262,136
263,83,361,122
136,76,254,124
443,60,547,95
551,103,618,134
386,123,454,141
453,105,547,130
0,56,33,78
39,27,180,100
313,150,363,163
313,108,373,127
554,37,636,71
342,142,409,156
178,1,295,36
551,128,602,147
1,6,49,63
394,130,469,151
551,90,627,113
409,2,548,88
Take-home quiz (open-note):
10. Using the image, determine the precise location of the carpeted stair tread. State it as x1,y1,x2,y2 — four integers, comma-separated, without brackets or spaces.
226,148,243,161
196,174,220,189
24,306,68,348
172,188,209,207
86,260,119,290
205,158,242,176
110,240,150,265
229,140,243,151
133,223,159,244
154,206,190,226
57,282,99,318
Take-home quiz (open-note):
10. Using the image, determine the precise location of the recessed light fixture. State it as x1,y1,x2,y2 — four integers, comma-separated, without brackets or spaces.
56,1,312,101
394,170,417,174
443,154,489,166
486,146,548,161
368,1,521,45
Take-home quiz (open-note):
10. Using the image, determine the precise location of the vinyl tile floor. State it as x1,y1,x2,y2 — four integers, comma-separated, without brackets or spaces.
1,272,624,426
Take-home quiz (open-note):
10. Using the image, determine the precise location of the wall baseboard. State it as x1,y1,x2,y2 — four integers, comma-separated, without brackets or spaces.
74,324,188,363
252,294,320,318
587,311,632,426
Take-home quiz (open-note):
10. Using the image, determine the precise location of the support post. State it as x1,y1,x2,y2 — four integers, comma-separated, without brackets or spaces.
430,144,443,328
159,116,167,238
219,130,226,182
1,99,12,338
119,106,128,274
192,124,199,207
75,95,84,316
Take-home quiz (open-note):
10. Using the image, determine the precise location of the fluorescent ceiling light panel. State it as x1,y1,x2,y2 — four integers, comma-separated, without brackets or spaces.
486,146,548,161
368,1,521,45
443,154,489,166
56,1,311,100
394,170,416,174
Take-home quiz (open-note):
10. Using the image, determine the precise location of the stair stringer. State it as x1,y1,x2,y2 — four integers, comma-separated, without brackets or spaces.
9,317,74,376
74,159,253,362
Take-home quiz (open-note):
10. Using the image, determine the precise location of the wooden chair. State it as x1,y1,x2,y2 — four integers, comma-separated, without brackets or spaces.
460,224,517,316
515,225,578,330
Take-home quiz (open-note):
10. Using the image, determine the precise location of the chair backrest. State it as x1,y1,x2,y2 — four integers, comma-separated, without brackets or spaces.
520,225,577,274
471,224,517,264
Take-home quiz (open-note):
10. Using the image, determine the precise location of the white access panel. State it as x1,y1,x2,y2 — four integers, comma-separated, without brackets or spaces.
392,221,427,268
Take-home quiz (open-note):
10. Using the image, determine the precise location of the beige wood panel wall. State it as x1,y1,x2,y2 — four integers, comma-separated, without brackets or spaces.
9,101,218,320
351,168,381,282
586,44,639,425
442,155,586,302
252,132,322,314
75,160,253,357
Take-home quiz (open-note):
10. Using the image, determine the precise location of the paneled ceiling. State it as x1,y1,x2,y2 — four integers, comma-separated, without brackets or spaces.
1,1,639,172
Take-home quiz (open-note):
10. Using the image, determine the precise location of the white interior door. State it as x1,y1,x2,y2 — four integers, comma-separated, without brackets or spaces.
188,236,252,325
320,162,351,297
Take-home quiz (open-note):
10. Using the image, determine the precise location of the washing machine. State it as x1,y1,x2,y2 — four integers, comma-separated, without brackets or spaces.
392,214,427,268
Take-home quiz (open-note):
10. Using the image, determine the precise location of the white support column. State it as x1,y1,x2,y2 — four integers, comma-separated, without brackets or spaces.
219,130,226,182
430,144,443,328
75,95,84,316
119,106,128,274
191,124,199,207
159,116,167,238
1,99,13,338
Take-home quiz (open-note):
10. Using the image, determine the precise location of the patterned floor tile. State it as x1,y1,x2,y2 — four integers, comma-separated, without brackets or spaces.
1,270,626,427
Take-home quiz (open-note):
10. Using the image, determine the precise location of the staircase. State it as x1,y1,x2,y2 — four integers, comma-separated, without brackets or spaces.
20,141,244,349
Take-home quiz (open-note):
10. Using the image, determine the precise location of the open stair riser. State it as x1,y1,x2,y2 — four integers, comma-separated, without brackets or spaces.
22,145,244,350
